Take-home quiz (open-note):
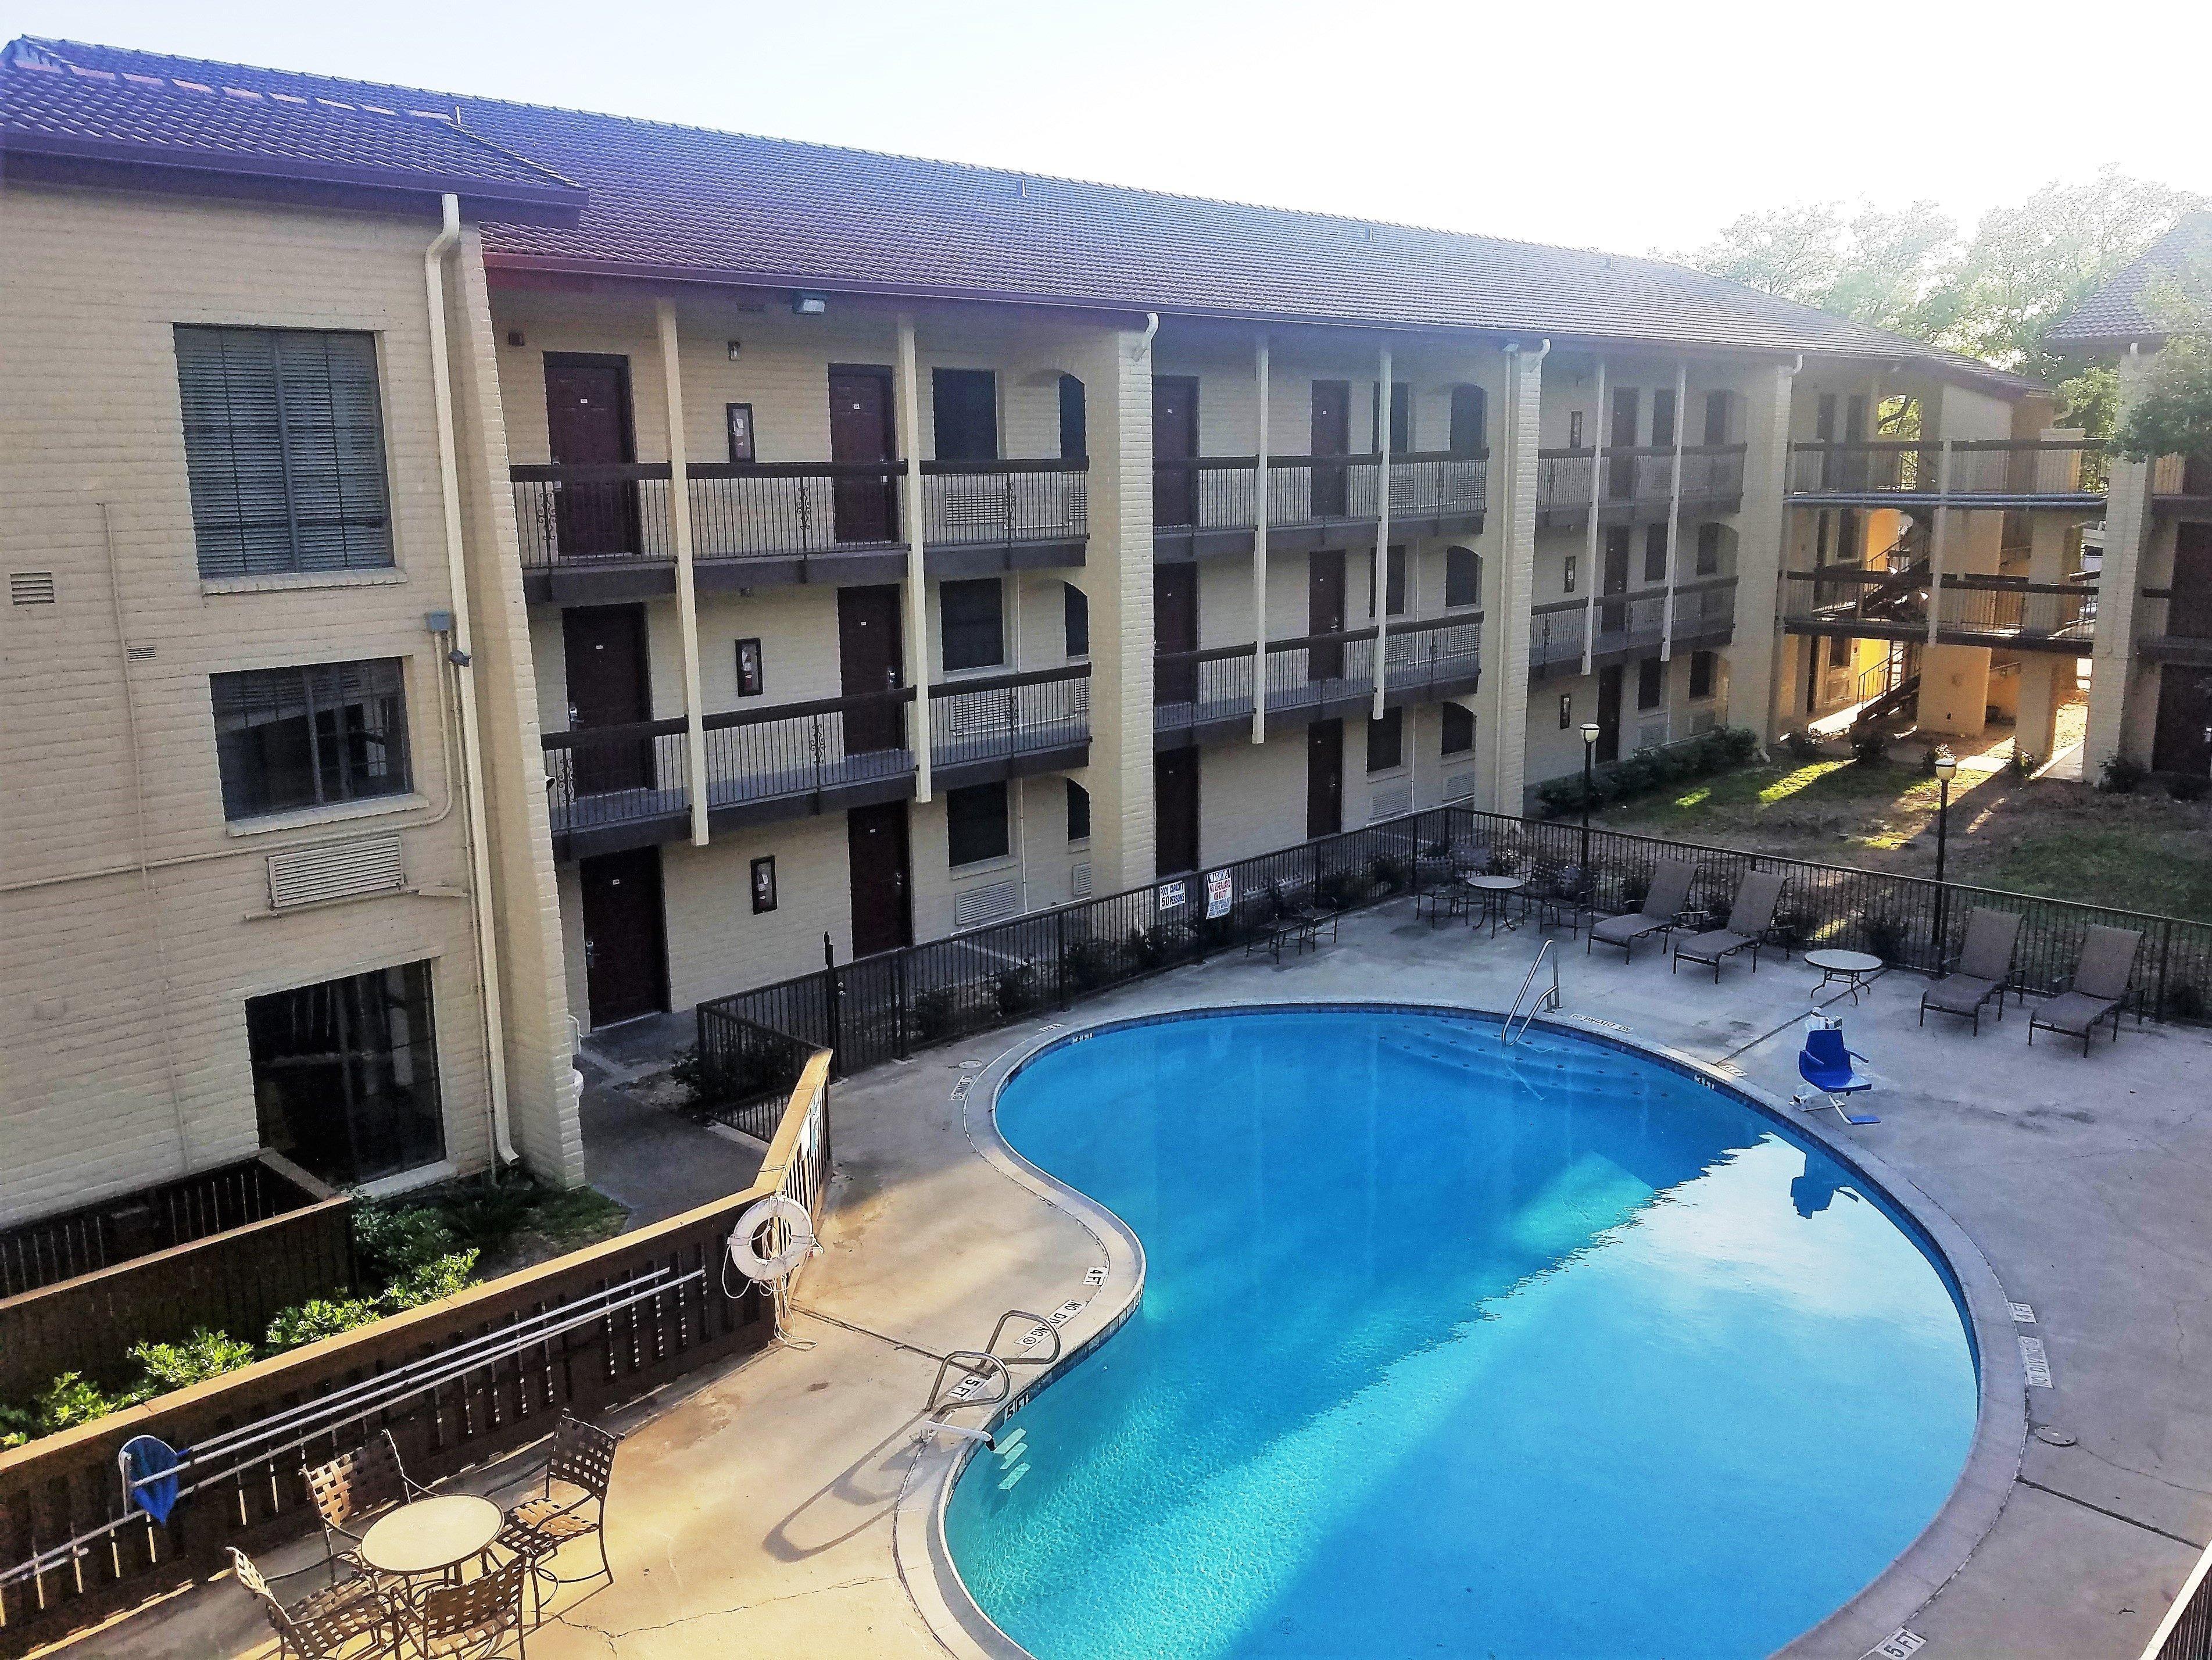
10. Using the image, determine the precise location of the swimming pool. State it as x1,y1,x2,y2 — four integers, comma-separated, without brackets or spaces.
943,1007,1978,1660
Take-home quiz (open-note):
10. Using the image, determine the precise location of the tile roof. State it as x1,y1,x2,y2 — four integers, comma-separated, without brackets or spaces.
2046,213,2212,349
8,36,2031,392
0,38,581,216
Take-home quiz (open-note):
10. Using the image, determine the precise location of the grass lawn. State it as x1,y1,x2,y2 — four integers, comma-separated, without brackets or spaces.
1596,756,2212,924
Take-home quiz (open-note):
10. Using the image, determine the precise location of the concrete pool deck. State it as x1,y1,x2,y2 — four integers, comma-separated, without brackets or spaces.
87,900,2212,1660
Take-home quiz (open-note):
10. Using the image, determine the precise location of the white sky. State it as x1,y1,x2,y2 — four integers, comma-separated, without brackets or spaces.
9,0,2211,256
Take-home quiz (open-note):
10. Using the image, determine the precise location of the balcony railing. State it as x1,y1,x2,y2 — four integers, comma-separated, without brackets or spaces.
1527,578,1739,675
1936,575,2098,646
543,666,1090,843
1153,615,1482,736
1788,440,2107,500
1781,567,1930,634
512,459,1089,568
1152,452,1487,535
2153,454,2212,498
1533,445,1745,520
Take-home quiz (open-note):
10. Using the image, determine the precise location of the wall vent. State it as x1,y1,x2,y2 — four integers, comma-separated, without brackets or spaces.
9,572,56,606
1070,861,1091,899
1369,782,1413,820
953,879,1019,931
1635,719,1671,752
1443,771,1477,803
126,644,157,661
267,834,405,910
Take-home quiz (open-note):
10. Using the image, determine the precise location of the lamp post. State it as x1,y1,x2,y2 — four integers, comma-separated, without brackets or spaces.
1932,748,1957,963
1579,721,1601,881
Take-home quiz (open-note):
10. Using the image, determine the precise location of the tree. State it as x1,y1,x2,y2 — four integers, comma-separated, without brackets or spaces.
2116,259,2212,464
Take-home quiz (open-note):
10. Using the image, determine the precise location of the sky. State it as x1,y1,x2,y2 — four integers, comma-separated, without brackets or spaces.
8,0,2211,258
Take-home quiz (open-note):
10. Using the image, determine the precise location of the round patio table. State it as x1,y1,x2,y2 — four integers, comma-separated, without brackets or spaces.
1805,948,1884,1004
1465,874,1526,938
359,1494,502,1581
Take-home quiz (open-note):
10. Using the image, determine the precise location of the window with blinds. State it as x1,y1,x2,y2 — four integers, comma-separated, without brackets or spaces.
175,325,394,578
212,658,412,820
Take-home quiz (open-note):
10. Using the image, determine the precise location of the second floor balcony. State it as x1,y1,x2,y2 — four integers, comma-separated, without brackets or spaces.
1152,453,1487,560
542,664,1090,858
1780,566,2097,653
512,459,1089,603
1787,440,2107,507
1152,614,1483,745
1527,578,1739,678
1532,446,1747,528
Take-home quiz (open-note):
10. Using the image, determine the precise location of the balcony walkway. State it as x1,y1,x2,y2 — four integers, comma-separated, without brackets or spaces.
1787,439,2107,510
101,899,2212,1660
1153,616,1484,746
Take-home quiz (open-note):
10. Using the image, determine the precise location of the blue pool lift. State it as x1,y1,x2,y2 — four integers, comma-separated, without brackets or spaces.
1794,1018,1878,1125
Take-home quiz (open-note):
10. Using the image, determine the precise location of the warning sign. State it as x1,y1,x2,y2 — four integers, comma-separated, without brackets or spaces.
1205,869,1233,919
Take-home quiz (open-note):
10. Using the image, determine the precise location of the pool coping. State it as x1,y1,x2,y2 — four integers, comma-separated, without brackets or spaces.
890,1000,2028,1660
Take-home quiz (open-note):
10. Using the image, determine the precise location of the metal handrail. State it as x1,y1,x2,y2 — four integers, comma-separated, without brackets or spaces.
922,1307,1062,1424
1502,939,1561,1046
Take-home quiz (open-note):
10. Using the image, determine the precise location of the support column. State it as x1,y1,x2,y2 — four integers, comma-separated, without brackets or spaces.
1924,441,1953,648
1252,335,1269,743
896,313,933,801
1481,342,1544,813
2086,353,2157,774
1580,359,1605,675
656,298,710,847
1373,344,1393,721
2016,435,2078,767
1731,356,1798,747
1660,357,1687,661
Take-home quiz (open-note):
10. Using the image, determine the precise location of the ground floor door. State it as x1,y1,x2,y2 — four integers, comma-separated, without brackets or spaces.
1307,718,1344,838
1155,747,1200,876
2152,664,2212,775
578,846,669,1026
1595,665,1623,764
847,800,913,958
838,585,906,753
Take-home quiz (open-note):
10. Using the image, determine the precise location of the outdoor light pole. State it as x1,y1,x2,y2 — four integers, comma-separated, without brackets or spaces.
1580,721,1601,879
1932,749,1957,960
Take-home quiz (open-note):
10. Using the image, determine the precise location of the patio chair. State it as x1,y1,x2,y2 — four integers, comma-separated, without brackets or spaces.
230,1545,395,1660
1245,878,1335,961
304,1430,432,1588
1531,864,1596,938
398,1555,529,1659
1919,907,2023,1035
1587,858,1696,963
2028,925,2144,1056
497,1412,621,1617
1672,871,1787,981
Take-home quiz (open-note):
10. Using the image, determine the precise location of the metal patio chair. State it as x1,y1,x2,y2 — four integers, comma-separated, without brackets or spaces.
231,1545,396,1659
2028,925,2144,1055
1920,907,2023,1035
1587,857,1696,963
305,1429,433,1588
496,1412,621,1618
1672,871,1787,981
397,1555,529,1658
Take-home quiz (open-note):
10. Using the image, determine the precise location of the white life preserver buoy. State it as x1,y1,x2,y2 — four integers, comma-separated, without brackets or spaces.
728,1193,815,1282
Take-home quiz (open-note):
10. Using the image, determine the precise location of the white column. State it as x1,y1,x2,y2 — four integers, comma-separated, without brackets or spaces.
896,313,933,801
1925,440,1953,646
1372,344,1393,721
1660,357,1687,661
1252,335,1270,743
656,299,710,847
1581,359,1605,675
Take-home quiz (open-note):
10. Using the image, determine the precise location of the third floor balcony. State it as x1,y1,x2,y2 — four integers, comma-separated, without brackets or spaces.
1787,439,2107,507
1151,452,1487,560
511,458,1089,603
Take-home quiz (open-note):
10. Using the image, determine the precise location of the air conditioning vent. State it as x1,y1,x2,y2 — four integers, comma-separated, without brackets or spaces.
1635,720,1670,752
9,572,56,606
1070,861,1091,899
1369,782,1413,820
953,879,1019,931
267,835,405,910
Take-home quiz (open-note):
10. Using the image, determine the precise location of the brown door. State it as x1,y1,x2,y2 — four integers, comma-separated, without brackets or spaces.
1311,380,1351,518
847,800,912,957
1309,550,1347,682
2153,667,2212,775
1608,386,1639,499
1155,747,1200,876
1306,719,1343,838
1155,565,1198,704
578,847,668,1026
828,366,898,544
1153,375,1200,529
562,604,653,795
545,354,638,557
2171,524,2212,639
1596,665,1623,763
1601,525,1631,635
837,585,905,754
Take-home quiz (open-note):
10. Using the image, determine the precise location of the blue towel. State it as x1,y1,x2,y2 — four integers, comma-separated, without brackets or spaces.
119,1435,185,1525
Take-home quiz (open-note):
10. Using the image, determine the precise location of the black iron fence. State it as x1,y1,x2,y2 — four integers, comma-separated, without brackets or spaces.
695,806,2212,1094
929,666,1091,768
1937,575,2098,645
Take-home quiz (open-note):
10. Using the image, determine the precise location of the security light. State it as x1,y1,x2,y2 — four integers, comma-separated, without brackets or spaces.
791,292,828,316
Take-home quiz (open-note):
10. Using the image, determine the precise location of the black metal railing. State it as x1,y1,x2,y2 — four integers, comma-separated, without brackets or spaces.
696,804,2212,1090
930,665,1091,768
1154,617,1484,732
1531,445,1745,516
688,1008,822,1138
1535,448,1594,515
1263,625,1379,711
1937,575,2098,643
1383,614,1485,696
1154,642,1258,728
1782,567,1930,632
513,459,1088,567
1526,579,1733,674
1152,453,1486,533
1788,441,2106,498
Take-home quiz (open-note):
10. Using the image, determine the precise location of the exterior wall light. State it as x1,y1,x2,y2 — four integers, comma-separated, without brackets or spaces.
792,292,828,315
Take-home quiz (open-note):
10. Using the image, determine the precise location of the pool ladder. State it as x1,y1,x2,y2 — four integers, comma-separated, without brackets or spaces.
1502,939,1561,1046
918,1309,1062,1450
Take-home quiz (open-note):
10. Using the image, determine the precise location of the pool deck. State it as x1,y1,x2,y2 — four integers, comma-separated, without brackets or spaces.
84,899,2212,1660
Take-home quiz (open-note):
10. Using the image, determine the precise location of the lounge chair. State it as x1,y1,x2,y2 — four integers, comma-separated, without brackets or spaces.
1672,870,1786,980
2028,925,2143,1055
1244,878,1336,961
1919,907,2023,1034
1587,858,1696,963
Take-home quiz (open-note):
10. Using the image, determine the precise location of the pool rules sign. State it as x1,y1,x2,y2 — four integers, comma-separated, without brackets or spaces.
1205,869,1233,920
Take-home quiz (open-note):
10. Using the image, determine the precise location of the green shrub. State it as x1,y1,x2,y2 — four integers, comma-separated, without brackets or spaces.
1849,729,1888,765
130,1329,255,1394
1061,936,1128,991
2167,979,2209,1022
1318,868,1368,910
32,1372,141,1434
1713,727,1759,767
353,1204,461,1285
1781,729,1824,762
1863,908,1913,962
2168,772,2210,802
912,987,960,1043
2100,753,2146,794
1368,853,1412,895
266,1296,384,1350
994,961,1043,1017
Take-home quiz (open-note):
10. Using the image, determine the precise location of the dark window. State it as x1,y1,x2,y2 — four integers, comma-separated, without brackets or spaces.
1816,393,1838,442
1637,656,1664,710
1838,507,1861,564
247,961,442,1186
1058,374,1086,460
1815,511,1831,565
175,325,393,578
1829,634,1851,669
1644,523,1669,583
1064,582,1090,656
1450,385,1488,455
1652,388,1677,449
1389,382,1412,454
1366,707,1404,772
1445,545,1481,609
1368,546,1407,617
725,402,755,462
946,781,1009,867
1696,522,1723,576
1569,410,1584,450
1066,779,1090,842
1703,391,1730,446
1441,702,1475,755
932,369,998,460
1845,394,1868,443
940,578,1004,671
1690,650,1716,700
212,658,410,820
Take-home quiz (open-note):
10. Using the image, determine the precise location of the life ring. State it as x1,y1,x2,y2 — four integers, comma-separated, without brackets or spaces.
728,1194,815,1282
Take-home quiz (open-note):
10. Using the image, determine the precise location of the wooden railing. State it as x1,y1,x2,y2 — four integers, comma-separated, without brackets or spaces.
0,1058,832,1654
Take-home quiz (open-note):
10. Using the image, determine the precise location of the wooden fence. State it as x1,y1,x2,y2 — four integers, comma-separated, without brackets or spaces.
0,1052,832,1654
0,1156,353,1398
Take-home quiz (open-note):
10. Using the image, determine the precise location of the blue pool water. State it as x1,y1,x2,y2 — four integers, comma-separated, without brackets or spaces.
943,1008,1977,1660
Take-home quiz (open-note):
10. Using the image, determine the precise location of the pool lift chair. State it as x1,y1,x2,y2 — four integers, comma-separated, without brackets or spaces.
1792,1017,1878,1125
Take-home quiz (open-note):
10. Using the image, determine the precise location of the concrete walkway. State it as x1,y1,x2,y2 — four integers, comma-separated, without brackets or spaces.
84,900,2212,1660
